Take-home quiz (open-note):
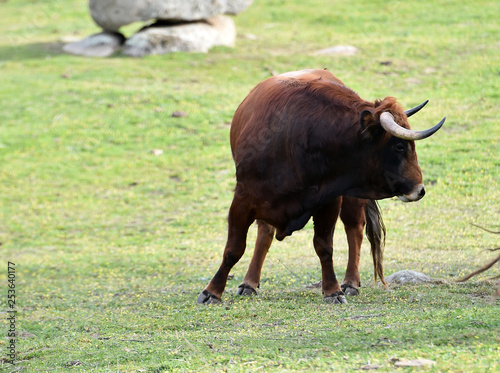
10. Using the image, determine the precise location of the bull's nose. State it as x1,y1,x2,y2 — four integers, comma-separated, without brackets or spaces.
418,185,426,198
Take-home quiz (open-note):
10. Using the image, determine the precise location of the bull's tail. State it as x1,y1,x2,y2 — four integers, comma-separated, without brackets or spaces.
365,200,388,288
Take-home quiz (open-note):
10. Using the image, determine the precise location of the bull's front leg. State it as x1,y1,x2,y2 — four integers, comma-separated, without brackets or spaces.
312,199,347,304
197,192,255,304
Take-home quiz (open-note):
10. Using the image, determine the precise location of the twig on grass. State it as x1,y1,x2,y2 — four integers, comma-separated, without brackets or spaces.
457,224,500,298
471,223,500,235
277,258,302,281
456,255,500,282
176,331,199,354
340,314,384,320
119,339,152,343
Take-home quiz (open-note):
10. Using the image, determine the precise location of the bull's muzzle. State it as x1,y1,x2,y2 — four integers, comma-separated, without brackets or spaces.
398,183,425,202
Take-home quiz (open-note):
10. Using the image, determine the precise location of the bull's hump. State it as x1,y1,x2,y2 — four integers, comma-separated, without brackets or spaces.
276,69,345,86
278,69,317,78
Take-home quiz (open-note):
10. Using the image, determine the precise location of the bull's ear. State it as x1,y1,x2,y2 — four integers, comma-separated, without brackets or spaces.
359,110,380,140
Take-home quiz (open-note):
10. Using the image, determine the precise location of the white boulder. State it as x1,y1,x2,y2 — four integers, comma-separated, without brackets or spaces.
123,15,236,57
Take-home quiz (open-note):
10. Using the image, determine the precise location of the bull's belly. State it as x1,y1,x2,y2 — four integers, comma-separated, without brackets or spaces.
250,192,324,241
254,205,313,241
236,179,348,240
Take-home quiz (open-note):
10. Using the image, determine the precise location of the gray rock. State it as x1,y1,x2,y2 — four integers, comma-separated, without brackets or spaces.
123,15,235,57
90,0,253,31
385,270,431,285
62,31,125,57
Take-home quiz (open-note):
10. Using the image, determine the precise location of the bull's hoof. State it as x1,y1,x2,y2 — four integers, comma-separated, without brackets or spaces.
324,292,347,304
197,290,222,305
236,283,257,296
341,284,360,296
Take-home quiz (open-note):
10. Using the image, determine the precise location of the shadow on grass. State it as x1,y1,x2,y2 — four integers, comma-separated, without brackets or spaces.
0,41,140,61
0,42,69,61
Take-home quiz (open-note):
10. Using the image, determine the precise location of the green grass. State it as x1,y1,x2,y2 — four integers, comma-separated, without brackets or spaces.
1,0,499,371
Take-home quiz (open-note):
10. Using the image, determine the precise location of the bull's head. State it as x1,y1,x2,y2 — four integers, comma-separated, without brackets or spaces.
360,100,445,202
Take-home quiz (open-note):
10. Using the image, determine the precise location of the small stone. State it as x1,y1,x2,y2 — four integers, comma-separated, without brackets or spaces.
241,33,257,40
150,149,163,156
361,363,381,370
171,111,188,118
404,77,423,85
18,331,36,339
385,270,431,285
394,359,436,367
312,45,359,56
66,360,83,367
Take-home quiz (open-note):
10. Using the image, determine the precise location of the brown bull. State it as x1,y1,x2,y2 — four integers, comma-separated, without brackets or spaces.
198,69,445,304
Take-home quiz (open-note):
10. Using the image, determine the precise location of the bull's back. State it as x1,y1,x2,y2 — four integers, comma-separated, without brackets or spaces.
230,69,344,156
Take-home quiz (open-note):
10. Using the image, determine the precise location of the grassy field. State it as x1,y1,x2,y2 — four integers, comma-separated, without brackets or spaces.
1,0,499,371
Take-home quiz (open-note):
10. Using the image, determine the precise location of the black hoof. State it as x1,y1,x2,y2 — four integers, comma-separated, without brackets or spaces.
197,290,222,305
324,292,347,304
236,283,257,296
341,284,360,296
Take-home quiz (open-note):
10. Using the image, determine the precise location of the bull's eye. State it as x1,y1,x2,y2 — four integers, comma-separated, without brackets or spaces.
394,143,406,153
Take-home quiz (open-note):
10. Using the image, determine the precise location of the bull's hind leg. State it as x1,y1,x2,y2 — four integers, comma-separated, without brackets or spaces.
197,191,255,304
237,220,275,296
340,197,367,296
312,197,346,304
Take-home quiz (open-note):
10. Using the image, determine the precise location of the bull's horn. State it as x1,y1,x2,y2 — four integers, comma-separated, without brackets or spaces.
405,100,429,117
380,112,446,140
